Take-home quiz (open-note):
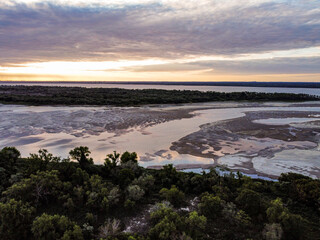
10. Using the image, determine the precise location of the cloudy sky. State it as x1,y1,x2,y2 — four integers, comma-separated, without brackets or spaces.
0,0,320,82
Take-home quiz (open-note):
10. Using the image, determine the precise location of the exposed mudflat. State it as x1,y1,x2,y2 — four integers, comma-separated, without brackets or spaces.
170,110,320,178
0,102,319,179
0,105,195,138
171,111,319,158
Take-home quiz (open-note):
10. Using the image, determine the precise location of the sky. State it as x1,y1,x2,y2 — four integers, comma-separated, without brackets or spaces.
0,0,320,82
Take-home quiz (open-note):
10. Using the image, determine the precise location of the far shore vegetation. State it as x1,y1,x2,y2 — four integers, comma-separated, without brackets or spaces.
0,85,319,106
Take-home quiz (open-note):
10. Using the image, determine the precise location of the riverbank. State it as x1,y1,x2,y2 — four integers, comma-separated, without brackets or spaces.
0,85,318,106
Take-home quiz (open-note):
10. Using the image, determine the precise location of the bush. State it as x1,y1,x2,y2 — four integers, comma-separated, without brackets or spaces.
0,199,35,239
159,185,185,207
266,198,285,223
262,223,283,240
236,189,263,217
98,219,121,239
198,193,223,219
149,205,184,240
127,185,145,201
185,211,207,239
0,147,20,174
31,213,83,240
3,170,63,205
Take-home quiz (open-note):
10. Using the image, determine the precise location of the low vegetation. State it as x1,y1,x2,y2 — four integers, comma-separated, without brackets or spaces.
0,146,319,239
0,85,319,106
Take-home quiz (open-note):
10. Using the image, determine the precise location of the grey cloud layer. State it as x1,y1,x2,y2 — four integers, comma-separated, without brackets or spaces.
130,57,320,74
0,1,320,66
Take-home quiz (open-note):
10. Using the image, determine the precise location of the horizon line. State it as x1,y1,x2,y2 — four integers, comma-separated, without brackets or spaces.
1,80,319,89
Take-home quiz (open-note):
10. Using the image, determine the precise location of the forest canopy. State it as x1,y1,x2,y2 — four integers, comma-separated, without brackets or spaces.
0,146,319,239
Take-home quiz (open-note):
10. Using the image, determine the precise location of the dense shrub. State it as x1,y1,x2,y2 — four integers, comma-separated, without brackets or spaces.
0,147,319,240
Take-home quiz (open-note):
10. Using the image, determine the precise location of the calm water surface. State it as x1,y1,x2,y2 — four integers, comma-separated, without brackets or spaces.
0,102,319,178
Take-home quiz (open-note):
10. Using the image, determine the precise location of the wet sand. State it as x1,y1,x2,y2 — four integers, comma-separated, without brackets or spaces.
0,102,319,179
170,110,320,178
0,105,196,138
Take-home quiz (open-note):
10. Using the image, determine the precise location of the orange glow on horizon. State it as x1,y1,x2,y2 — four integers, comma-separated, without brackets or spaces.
1,72,320,83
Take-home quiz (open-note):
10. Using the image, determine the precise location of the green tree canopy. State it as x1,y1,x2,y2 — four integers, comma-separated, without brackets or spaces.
0,199,35,240
31,213,83,240
0,147,20,173
159,185,185,207
69,146,93,169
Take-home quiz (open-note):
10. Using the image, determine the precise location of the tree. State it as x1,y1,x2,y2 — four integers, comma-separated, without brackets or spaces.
0,146,319,239
280,212,305,240
3,170,63,205
84,175,109,212
279,173,320,207
0,199,35,240
236,189,262,217
266,198,285,223
212,185,233,201
120,151,138,164
0,167,8,192
222,202,251,228
22,149,61,175
0,147,20,174
28,149,61,170
118,168,135,187
127,184,145,201
71,168,89,186
105,151,120,169
266,198,306,239
31,213,84,240
185,211,207,239
149,204,185,240
159,164,179,188
69,146,93,169
108,186,121,206
198,193,223,219
132,174,155,193
159,185,185,207
34,149,60,163
279,172,310,182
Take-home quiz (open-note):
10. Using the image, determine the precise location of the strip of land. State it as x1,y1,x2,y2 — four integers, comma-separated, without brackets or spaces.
0,85,318,106
2,81,320,88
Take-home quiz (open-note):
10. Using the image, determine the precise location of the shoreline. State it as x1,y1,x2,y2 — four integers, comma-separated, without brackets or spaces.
147,163,280,180
0,85,318,107
0,101,319,179
1,80,320,89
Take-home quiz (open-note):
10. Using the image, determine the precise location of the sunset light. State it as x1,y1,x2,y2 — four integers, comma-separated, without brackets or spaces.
0,1,319,238
1,0,319,82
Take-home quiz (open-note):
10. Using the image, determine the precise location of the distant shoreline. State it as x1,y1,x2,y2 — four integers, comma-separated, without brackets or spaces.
1,81,319,88
0,85,318,106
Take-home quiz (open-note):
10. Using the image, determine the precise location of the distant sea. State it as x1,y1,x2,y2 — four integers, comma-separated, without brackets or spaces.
1,81,319,96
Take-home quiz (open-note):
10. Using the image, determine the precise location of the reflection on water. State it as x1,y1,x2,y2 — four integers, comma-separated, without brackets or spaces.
252,147,320,178
253,117,320,125
0,102,319,178
181,168,278,181
0,106,246,163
